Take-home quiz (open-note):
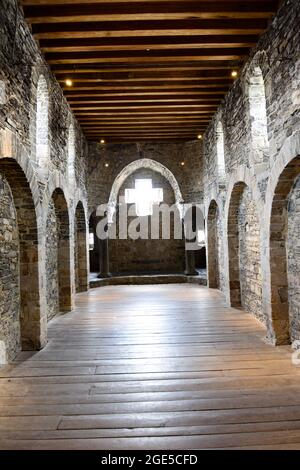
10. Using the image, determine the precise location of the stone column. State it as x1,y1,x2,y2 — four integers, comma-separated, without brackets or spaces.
183,217,197,276
98,222,111,278
185,247,197,276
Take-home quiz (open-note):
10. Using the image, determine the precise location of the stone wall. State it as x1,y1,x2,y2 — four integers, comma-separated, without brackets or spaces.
204,0,300,342
45,200,59,321
0,175,20,361
109,168,185,274
0,1,89,362
238,186,263,323
287,174,300,342
87,140,203,213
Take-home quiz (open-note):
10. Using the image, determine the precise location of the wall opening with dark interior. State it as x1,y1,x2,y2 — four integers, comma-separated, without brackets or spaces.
0,158,42,361
109,168,185,275
269,156,300,345
228,182,264,323
46,188,71,320
75,201,88,293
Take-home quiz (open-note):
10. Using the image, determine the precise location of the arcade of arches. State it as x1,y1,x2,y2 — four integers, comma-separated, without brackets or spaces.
0,0,300,450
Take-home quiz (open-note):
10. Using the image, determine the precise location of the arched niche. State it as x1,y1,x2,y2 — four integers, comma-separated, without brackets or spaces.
46,188,72,319
74,201,88,293
107,158,184,223
0,158,43,360
269,156,300,345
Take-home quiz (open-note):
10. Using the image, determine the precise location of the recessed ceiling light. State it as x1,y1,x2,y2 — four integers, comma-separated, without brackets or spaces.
100,139,105,144
105,163,109,167
231,70,238,78
181,161,185,166
65,79,73,87
197,134,202,140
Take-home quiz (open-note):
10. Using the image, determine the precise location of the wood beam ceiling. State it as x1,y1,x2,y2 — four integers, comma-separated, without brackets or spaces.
21,0,280,143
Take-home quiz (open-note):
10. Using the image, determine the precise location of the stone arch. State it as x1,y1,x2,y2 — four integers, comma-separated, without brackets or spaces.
207,199,220,288
107,158,184,222
74,201,88,293
268,156,300,345
246,64,269,164
262,131,300,344
68,123,76,183
227,179,264,323
0,158,43,360
36,75,49,169
46,188,72,319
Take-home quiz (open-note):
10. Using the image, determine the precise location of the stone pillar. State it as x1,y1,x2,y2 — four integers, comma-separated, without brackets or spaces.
183,217,197,276
98,222,110,278
185,249,196,276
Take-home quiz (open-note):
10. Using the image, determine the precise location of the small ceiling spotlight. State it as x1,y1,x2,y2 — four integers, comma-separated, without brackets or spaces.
181,161,185,166
105,163,109,168
197,134,202,140
65,79,73,87
100,139,105,144
231,70,238,78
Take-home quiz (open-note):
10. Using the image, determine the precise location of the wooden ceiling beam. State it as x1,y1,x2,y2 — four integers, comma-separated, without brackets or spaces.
62,85,230,92
23,1,277,23
20,0,278,6
64,91,226,98
53,66,234,73
39,35,257,53
74,110,214,115
47,53,247,65
78,119,210,123
67,96,221,103
31,18,270,38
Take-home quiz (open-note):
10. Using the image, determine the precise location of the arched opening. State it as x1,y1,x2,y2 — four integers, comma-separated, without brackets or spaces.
0,158,42,362
107,158,183,223
46,189,71,320
89,211,100,277
75,201,88,293
270,156,300,345
68,123,76,183
110,168,185,275
36,75,49,168
228,182,264,323
248,66,269,163
216,122,226,182
207,200,220,288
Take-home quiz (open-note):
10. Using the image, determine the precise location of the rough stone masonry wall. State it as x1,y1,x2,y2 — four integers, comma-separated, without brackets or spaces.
203,0,300,335
0,1,89,361
0,175,20,361
287,174,300,342
238,187,263,323
87,140,203,213
109,168,185,274
45,200,59,321
0,0,88,180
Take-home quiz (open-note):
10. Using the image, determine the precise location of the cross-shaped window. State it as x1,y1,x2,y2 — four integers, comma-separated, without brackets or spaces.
125,179,163,216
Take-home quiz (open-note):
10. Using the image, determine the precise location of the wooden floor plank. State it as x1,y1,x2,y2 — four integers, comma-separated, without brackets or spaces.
0,284,299,450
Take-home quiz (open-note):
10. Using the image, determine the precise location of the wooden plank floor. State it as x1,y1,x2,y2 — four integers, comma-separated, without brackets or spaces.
1,284,300,450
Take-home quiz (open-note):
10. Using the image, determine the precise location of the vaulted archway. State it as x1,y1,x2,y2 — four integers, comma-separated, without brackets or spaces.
46,188,72,319
269,156,300,345
107,158,184,223
207,200,220,289
0,158,43,360
74,201,88,293
227,181,264,324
